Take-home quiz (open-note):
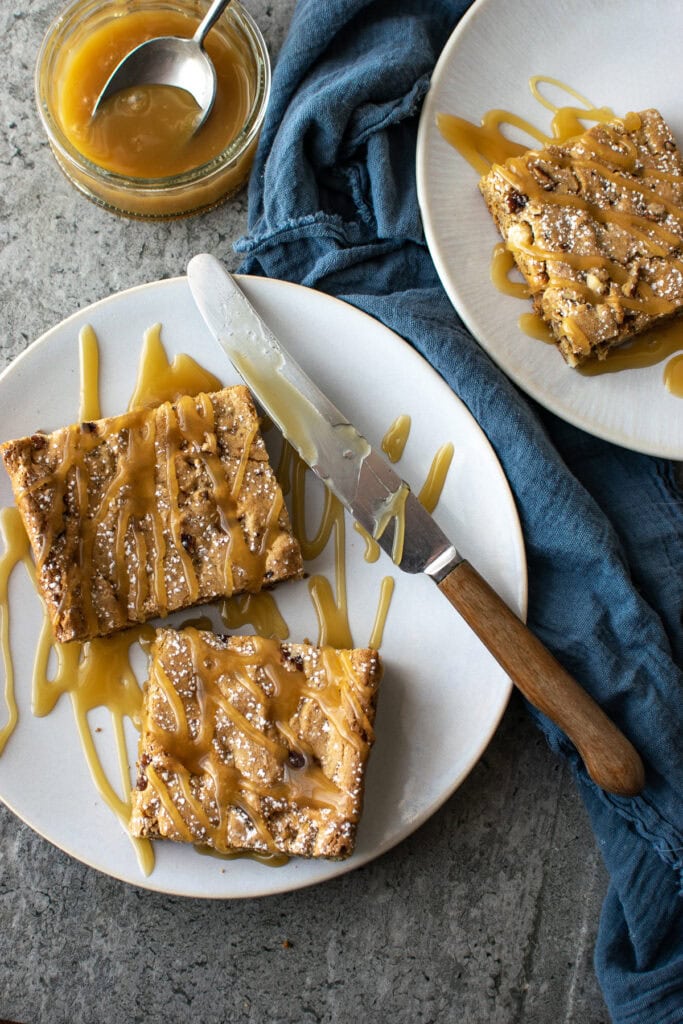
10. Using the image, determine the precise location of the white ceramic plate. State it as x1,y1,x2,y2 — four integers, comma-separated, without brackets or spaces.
417,0,683,459
0,276,526,898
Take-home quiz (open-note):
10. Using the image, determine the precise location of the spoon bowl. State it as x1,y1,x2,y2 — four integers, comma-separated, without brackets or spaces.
92,0,231,131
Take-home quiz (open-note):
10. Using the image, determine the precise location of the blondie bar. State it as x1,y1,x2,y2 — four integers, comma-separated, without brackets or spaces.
130,627,383,860
0,386,303,642
479,109,683,364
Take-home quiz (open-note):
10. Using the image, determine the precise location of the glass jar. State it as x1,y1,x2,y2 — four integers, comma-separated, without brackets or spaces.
35,0,270,219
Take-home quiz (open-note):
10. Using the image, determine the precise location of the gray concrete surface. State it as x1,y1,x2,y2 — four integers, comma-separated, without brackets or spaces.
0,2,610,1022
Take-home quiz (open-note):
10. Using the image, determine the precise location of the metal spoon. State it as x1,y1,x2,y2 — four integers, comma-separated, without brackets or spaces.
92,0,232,131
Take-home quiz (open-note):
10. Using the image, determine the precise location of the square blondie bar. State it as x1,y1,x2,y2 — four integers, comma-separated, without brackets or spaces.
479,109,683,365
130,627,383,860
0,386,303,642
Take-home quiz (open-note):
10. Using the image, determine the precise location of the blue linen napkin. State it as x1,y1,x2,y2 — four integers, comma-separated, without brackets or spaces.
235,1,683,1018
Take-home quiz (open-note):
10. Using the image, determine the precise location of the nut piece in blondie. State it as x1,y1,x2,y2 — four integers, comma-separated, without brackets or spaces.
130,627,383,860
0,386,303,642
479,109,683,365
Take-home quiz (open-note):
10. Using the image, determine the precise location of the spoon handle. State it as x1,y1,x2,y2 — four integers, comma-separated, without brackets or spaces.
193,0,233,48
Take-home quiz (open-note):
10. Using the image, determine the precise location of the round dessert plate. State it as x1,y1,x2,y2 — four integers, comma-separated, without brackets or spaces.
416,0,683,459
0,275,526,898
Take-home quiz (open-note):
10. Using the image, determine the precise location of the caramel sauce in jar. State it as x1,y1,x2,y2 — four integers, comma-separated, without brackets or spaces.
56,9,253,178
36,0,270,218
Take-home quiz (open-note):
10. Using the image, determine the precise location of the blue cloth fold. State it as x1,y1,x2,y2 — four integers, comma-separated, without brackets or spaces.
235,1,683,1018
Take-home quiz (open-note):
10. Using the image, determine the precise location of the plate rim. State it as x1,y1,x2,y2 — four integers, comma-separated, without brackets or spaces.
0,273,527,898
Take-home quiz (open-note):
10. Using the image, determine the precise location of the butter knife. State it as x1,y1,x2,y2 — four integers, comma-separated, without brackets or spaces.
187,253,645,797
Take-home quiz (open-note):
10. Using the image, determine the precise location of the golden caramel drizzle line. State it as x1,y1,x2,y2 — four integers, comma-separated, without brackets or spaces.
321,495,352,648
437,79,615,176
354,416,412,562
528,76,598,118
231,418,260,499
0,508,32,754
665,352,683,395
78,325,101,422
353,522,381,563
275,437,294,496
290,452,335,559
161,400,200,606
372,482,409,566
490,243,530,299
518,312,555,343
381,414,411,463
288,448,354,648
299,671,372,759
195,841,290,867
153,663,189,735
176,767,215,836
368,576,395,650
213,689,286,759
418,443,455,515
146,763,198,841
316,647,374,751
577,318,683,380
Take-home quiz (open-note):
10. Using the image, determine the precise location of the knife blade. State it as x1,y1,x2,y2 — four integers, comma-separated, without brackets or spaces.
187,253,644,797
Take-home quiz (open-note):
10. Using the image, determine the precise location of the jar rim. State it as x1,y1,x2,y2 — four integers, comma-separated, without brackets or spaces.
34,0,271,191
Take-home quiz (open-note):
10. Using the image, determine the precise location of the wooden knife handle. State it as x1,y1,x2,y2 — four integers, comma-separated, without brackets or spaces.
439,560,645,796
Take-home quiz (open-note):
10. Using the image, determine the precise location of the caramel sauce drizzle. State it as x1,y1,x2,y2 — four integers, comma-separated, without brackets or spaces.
664,352,683,394
418,443,455,514
437,76,617,175
290,450,354,649
381,414,411,462
221,592,289,640
0,507,32,754
518,312,556,344
438,77,683,393
79,324,101,421
490,243,530,300
578,318,683,381
368,577,395,651
128,323,222,410
0,323,457,876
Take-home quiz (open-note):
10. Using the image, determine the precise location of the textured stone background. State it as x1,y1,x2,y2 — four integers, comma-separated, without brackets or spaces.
0,2,610,1022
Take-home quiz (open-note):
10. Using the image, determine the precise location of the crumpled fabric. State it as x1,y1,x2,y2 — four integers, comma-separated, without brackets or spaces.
234,1,683,1018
